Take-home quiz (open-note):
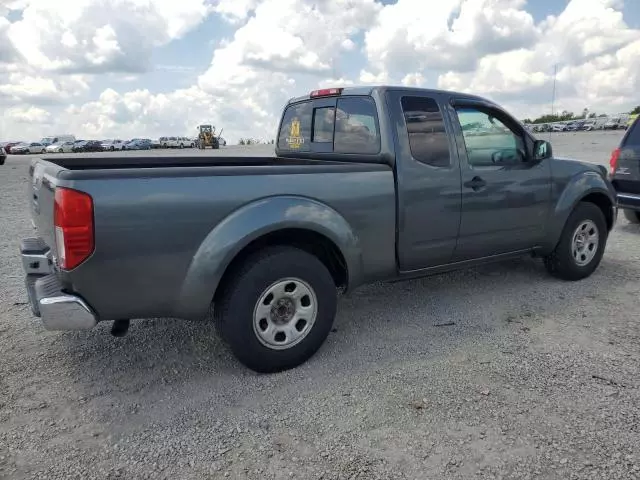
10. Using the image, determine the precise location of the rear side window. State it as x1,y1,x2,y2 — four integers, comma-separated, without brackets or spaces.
401,96,451,168
278,96,380,154
623,116,640,146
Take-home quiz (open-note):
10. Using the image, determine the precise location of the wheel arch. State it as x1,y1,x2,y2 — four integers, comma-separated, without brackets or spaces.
175,196,363,321
546,172,615,252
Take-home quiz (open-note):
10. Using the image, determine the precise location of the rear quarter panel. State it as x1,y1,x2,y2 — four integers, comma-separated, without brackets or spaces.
58,166,397,321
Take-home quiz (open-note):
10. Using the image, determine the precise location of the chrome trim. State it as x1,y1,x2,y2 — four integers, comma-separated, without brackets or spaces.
39,295,98,331
616,193,640,200
21,250,53,275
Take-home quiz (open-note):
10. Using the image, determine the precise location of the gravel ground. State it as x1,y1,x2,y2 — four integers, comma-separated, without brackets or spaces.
1,131,639,480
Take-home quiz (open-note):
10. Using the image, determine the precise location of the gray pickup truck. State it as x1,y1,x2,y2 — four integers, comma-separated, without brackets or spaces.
20,86,616,373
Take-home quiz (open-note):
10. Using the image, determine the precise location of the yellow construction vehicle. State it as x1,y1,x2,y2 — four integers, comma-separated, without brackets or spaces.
196,125,221,149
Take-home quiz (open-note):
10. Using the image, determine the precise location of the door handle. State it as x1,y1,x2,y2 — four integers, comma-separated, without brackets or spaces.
463,176,486,191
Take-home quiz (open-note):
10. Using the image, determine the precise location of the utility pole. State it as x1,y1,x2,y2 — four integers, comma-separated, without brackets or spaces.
551,63,558,117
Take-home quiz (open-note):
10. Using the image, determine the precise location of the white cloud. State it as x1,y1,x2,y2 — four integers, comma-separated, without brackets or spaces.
6,0,213,74
5,105,51,123
437,0,640,116
364,0,539,78
1,0,640,143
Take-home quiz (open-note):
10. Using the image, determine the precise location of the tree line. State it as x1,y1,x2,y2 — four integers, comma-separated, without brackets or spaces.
522,106,640,125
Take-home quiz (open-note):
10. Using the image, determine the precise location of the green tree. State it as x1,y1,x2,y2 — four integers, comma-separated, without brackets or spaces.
630,106,640,115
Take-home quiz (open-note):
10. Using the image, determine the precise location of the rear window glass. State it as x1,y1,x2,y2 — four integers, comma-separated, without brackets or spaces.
334,97,380,154
278,96,380,154
624,116,640,146
278,101,313,152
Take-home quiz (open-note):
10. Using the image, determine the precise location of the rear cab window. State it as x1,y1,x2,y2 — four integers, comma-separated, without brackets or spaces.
277,94,381,155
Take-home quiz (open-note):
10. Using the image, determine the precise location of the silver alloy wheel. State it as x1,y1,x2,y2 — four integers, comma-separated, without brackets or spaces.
253,277,318,350
572,219,599,266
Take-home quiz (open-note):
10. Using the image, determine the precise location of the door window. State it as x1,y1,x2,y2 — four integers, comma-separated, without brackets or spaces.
454,107,526,167
400,96,451,168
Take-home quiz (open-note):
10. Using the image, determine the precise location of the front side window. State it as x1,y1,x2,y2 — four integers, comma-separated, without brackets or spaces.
454,107,526,167
400,96,451,168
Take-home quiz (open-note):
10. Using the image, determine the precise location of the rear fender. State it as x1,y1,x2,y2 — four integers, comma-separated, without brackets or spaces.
545,171,615,252
176,196,363,320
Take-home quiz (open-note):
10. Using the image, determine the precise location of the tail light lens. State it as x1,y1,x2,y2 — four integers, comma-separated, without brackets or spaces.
609,147,621,175
53,187,94,270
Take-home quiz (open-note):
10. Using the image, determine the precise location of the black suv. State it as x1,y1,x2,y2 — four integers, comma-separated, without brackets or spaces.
610,115,640,222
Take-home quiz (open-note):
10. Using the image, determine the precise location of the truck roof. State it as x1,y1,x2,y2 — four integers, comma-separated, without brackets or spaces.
286,85,490,106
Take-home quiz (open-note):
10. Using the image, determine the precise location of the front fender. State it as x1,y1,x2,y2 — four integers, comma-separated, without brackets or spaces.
546,170,615,250
175,195,363,320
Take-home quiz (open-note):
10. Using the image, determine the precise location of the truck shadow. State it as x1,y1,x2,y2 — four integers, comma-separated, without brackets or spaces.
52,253,640,410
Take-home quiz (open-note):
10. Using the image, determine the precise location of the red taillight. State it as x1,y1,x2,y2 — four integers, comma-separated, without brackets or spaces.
310,87,343,98
609,147,621,175
54,187,94,270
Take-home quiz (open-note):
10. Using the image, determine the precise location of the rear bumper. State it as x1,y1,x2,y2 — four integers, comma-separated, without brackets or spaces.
616,192,640,211
20,237,98,331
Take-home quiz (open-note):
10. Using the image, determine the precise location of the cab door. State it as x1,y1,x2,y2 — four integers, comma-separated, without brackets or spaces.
387,90,462,271
446,99,552,261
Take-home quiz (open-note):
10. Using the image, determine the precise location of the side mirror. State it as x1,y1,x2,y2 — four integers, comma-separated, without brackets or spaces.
533,139,552,161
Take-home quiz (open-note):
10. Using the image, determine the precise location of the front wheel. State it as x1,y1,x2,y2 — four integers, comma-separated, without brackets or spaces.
544,202,607,281
214,246,337,373
623,209,640,224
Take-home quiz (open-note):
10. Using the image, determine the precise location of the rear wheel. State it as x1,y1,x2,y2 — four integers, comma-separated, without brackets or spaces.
623,208,640,224
214,246,337,373
544,202,607,281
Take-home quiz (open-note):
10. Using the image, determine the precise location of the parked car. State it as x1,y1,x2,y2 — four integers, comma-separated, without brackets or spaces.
604,118,622,130
566,121,585,131
45,141,75,153
610,114,640,223
81,141,104,152
151,138,162,149
19,85,616,373
159,136,179,148
71,141,89,152
11,142,46,154
0,146,5,165
2,141,22,153
551,123,567,132
124,138,152,150
40,135,76,146
176,137,195,148
101,139,126,151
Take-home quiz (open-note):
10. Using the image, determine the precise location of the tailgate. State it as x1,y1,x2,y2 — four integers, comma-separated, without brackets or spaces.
29,159,63,250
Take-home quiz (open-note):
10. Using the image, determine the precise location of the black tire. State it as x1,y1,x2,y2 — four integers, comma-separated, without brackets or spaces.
214,246,337,373
543,201,608,281
110,146,115,151
623,209,640,224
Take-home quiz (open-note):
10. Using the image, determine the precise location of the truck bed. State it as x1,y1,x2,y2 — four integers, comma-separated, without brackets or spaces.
44,154,365,170
28,155,397,321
